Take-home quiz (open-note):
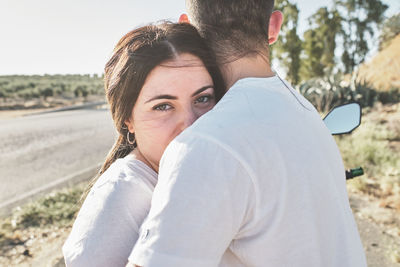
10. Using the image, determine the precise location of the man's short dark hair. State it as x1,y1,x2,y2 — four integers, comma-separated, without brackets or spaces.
186,0,275,61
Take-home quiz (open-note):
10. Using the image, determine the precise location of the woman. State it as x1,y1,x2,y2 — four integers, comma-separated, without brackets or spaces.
62,22,225,266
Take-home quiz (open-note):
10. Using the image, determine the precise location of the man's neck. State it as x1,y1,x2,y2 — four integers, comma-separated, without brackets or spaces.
221,54,275,89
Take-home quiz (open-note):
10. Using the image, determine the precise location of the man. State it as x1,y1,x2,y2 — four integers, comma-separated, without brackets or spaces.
127,0,367,266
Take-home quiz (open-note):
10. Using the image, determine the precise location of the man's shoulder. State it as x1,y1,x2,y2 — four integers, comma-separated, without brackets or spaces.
163,121,249,171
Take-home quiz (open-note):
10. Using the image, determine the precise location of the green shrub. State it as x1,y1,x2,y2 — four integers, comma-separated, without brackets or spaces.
335,107,400,197
377,88,400,104
10,185,85,228
40,87,54,100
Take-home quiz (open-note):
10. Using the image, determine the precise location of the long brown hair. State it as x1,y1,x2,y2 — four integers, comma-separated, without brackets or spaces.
82,22,225,201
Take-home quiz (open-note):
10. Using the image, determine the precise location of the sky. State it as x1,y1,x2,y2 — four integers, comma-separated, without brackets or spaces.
0,0,399,75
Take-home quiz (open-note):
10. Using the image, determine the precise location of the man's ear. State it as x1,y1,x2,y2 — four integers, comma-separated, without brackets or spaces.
179,13,190,23
268,10,283,45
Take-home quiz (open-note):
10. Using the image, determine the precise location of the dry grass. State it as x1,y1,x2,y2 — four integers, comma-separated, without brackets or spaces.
0,183,86,264
357,34,400,92
337,103,400,211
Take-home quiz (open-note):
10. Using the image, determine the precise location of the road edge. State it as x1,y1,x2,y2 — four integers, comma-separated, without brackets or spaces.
0,164,101,217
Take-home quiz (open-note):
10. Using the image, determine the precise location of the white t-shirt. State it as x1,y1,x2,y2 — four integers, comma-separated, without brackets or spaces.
62,153,157,267
129,76,367,267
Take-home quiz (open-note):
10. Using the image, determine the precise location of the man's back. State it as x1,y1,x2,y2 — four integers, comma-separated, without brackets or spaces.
129,76,366,267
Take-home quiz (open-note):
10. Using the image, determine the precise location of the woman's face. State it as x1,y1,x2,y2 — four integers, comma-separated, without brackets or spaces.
125,53,216,172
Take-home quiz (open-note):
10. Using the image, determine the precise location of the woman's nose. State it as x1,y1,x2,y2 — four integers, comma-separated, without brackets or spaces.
180,108,199,130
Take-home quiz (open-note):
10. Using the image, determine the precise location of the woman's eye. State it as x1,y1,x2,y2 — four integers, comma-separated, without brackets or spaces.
195,95,214,104
153,103,172,111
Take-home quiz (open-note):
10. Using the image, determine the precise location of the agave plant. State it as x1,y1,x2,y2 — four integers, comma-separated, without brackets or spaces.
297,72,350,113
297,71,389,113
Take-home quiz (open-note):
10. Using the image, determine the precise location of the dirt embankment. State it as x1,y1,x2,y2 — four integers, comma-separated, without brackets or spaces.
357,34,400,91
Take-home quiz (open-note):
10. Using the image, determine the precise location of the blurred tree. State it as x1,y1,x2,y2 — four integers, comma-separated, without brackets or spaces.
74,86,82,97
301,7,342,80
41,87,54,100
302,28,324,79
74,85,88,98
82,88,89,98
335,0,388,73
15,84,26,91
379,13,400,50
272,0,302,85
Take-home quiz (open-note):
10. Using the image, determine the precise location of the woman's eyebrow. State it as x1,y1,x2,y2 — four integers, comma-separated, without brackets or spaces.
191,85,214,97
145,85,214,103
145,95,177,103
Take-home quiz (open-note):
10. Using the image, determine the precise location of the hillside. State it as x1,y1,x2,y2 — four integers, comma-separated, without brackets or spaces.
357,34,400,91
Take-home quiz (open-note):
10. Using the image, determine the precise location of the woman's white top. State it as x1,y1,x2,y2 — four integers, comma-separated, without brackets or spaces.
62,153,157,267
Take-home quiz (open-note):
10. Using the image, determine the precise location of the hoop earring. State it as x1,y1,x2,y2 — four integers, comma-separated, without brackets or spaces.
127,131,135,145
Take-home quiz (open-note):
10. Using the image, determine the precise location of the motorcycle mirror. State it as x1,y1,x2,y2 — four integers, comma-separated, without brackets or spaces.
323,102,361,135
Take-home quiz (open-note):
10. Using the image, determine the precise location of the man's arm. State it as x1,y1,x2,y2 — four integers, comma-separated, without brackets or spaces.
127,134,256,267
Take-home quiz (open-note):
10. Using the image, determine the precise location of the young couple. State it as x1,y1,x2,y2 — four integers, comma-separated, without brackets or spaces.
63,0,367,266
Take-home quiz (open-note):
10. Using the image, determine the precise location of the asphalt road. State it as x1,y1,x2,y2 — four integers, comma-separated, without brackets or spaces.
0,108,116,215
